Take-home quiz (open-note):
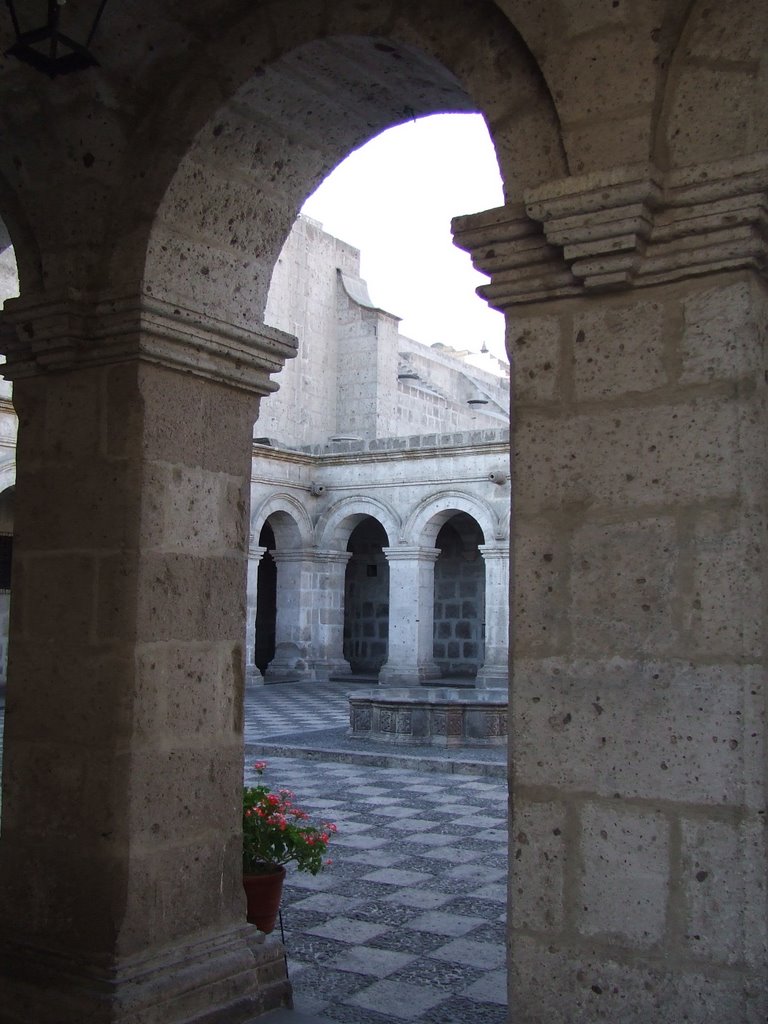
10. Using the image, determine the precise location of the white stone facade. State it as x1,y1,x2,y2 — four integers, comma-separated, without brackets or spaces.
250,216,510,686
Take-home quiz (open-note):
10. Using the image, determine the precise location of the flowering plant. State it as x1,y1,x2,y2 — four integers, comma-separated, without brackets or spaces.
243,761,337,876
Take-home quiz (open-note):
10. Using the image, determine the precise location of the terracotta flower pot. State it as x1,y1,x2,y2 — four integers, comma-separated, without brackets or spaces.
242,865,287,933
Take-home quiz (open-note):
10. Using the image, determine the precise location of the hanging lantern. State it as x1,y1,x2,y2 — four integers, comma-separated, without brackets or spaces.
4,0,110,77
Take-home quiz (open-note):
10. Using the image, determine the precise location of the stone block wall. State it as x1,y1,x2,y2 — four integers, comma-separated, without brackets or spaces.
257,216,508,448
509,272,768,1019
344,543,389,673
433,540,485,677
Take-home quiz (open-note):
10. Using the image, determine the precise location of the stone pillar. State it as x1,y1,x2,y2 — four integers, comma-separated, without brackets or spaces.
265,549,314,681
310,549,353,681
379,546,440,686
245,544,267,687
454,157,768,1022
0,292,297,1023
475,543,510,688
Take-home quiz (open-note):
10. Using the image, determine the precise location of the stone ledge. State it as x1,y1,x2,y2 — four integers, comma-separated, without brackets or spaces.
0,291,297,394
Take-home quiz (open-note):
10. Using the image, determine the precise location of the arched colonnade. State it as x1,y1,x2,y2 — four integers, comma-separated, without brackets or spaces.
248,489,509,688
0,1,766,1021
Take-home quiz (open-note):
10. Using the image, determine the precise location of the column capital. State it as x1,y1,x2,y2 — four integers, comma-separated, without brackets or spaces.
270,548,316,565
247,544,268,561
453,153,768,307
382,545,440,563
0,289,297,395
478,543,510,561
310,548,354,566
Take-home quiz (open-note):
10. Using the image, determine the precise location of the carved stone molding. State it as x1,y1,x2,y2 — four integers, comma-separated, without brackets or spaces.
0,290,297,394
453,154,768,307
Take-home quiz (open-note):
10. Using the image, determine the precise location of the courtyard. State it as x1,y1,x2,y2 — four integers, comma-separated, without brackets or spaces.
0,681,508,1023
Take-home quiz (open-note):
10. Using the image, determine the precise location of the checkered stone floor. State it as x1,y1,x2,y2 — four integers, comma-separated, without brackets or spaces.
246,757,509,1024
244,682,352,738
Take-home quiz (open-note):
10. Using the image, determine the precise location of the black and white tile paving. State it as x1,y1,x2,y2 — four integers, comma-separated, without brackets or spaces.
244,682,508,1024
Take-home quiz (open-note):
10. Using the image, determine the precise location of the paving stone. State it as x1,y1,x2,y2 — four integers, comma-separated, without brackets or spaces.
422,995,508,1024
368,929,448,956
427,937,506,969
337,879,404,899
452,815,506,829
443,864,507,885
287,874,342,892
326,945,417,978
399,832,459,848
463,921,508,946
462,969,507,1005
473,829,508,842
287,934,353,965
318,1001,405,1024
390,957,485,993
361,869,434,887
347,786,393,796
441,896,503,920
290,963,372,1002
345,979,448,1021
470,882,506,903
332,835,390,850
405,911,486,937
288,893,364,915
369,806,423,818
386,819,443,833
307,917,392,944
344,849,410,868
348,902,422,928
415,846,482,864
381,888,453,910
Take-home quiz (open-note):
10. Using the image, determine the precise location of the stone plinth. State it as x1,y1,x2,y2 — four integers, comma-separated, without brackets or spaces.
348,687,507,746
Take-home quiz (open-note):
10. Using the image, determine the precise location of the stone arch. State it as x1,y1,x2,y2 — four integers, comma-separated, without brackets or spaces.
0,483,14,684
0,463,15,495
654,0,768,170
316,496,399,551
405,490,501,547
432,511,487,678
123,3,565,323
343,516,390,675
250,493,313,550
0,174,42,296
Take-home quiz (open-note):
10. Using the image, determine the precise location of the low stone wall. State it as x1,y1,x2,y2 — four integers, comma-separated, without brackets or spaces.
348,687,507,746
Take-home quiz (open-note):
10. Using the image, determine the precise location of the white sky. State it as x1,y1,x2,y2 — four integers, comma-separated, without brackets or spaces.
301,113,506,359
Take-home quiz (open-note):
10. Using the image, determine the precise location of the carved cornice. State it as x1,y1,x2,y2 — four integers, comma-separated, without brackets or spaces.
453,154,768,307
0,290,297,394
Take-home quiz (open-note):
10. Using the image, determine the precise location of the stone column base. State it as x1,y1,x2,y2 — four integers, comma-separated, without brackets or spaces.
378,663,441,687
314,658,353,682
246,665,265,687
0,926,290,1024
475,665,509,688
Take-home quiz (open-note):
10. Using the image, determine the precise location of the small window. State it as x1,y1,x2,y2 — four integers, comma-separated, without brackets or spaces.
366,564,378,578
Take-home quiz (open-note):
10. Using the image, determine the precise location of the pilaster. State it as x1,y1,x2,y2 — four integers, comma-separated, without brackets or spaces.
455,155,768,1021
379,546,441,686
0,294,295,1022
265,549,316,682
245,545,268,687
309,549,353,682
475,543,510,688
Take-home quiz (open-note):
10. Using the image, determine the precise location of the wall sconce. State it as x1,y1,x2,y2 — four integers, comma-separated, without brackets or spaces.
5,0,110,77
